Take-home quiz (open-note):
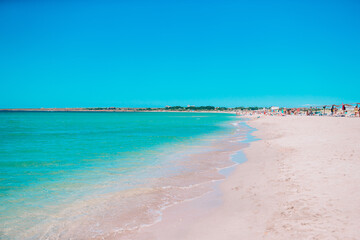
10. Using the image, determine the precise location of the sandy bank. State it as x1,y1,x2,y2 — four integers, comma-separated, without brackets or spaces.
135,116,360,240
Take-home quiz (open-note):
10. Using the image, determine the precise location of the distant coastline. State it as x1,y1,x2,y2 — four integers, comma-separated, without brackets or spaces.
1,104,358,116
4,104,358,113
0,106,245,113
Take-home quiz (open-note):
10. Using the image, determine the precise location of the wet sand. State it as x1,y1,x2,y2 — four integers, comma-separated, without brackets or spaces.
135,116,360,240
52,120,249,240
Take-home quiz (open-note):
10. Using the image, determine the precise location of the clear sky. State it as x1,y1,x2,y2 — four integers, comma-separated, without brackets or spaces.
1,0,359,108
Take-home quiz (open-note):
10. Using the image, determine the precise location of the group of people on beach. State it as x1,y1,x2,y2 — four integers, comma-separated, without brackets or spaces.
329,104,360,117
238,103,360,117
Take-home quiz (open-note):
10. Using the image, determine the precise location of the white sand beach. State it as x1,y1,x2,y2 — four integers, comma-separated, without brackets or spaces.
135,116,360,240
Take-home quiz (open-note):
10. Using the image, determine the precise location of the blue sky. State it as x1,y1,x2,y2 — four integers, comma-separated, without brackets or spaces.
1,0,359,108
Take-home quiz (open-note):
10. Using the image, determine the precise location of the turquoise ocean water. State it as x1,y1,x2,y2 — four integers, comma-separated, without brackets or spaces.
0,112,237,239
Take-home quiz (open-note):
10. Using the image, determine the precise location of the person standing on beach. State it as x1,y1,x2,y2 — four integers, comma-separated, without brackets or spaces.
355,105,359,117
331,105,334,115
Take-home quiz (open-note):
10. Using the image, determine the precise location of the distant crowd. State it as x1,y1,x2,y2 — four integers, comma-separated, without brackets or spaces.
237,103,360,118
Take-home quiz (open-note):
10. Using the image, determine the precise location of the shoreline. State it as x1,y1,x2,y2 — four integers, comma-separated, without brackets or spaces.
0,112,240,239
133,116,360,240
3,115,248,239
130,119,256,240
108,119,253,240
3,115,359,239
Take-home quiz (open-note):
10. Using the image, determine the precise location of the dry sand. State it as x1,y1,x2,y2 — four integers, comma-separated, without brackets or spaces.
135,116,360,240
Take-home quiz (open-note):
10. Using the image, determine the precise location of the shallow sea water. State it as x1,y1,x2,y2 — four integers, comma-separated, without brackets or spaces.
0,112,249,239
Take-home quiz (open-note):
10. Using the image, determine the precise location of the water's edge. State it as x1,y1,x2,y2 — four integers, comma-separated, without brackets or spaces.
0,113,256,239
131,119,259,240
